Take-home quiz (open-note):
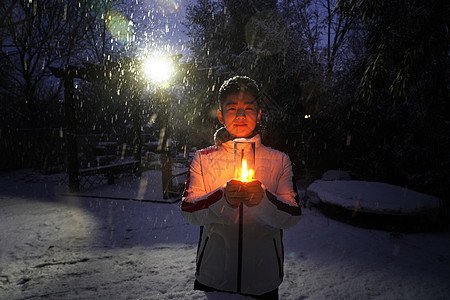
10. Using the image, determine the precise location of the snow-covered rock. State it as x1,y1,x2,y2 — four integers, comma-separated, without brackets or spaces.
307,180,440,215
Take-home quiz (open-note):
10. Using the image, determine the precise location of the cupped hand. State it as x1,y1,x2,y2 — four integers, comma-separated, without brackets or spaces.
224,179,247,208
243,180,264,207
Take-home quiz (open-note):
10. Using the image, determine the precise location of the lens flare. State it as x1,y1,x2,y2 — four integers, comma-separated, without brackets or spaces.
151,0,180,13
170,0,180,10
105,10,135,43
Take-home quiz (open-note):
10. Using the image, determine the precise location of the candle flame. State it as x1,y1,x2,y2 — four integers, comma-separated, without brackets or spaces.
240,159,254,182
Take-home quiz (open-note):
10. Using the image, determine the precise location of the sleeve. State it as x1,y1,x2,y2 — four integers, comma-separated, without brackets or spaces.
180,151,239,226
249,154,302,229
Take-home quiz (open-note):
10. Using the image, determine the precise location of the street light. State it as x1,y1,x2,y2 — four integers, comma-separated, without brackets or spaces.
142,56,175,88
141,54,179,199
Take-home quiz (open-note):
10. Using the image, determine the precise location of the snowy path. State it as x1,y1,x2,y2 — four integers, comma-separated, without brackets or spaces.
1,170,449,299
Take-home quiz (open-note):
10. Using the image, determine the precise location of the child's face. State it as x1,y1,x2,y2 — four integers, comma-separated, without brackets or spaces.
217,92,261,138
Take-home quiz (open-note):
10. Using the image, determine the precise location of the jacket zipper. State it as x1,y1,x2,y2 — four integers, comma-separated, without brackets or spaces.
237,202,243,293
273,238,282,279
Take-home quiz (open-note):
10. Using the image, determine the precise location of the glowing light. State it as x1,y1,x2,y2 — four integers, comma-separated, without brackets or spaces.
142,56,175,87
105,10,135,43
240,159,254,182
304,114,311,119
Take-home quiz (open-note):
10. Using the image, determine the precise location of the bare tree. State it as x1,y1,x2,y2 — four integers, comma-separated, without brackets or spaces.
0,0,92,128
320,0,357,73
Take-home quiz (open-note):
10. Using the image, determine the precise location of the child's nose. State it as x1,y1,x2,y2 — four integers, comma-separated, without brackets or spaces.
236,108,246,118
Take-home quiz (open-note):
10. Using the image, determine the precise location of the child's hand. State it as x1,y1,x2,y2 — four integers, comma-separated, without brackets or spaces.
225,179,247,208
243,180,264,207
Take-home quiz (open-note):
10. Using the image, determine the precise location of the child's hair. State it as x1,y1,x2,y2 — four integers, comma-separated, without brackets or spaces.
218,76,260,110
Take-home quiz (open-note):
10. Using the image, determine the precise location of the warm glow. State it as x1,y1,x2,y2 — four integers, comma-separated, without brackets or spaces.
240,159,254,182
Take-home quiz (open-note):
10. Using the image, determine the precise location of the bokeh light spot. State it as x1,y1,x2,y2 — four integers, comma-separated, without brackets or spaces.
106,10,135,43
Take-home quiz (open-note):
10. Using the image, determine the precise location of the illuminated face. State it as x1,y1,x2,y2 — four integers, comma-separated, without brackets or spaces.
217,93,262,138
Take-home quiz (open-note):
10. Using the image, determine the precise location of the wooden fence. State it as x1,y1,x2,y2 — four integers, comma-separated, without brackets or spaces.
0,129,140,173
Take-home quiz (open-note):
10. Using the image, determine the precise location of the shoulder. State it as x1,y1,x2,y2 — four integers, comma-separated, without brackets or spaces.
197,145,220,156
259,143,289,160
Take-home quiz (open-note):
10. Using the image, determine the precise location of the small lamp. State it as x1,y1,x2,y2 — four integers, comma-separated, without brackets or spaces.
234,138,256,182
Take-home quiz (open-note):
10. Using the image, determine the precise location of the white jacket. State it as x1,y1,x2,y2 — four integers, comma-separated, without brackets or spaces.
181,134,301,296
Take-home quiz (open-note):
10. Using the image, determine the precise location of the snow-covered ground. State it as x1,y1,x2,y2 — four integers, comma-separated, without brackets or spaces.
1,169,450,299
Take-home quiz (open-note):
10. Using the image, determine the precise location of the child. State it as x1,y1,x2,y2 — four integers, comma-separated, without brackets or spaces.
181,76,301,299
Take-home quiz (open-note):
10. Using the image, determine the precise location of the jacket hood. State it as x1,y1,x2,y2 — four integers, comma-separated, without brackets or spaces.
214,127,234,146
